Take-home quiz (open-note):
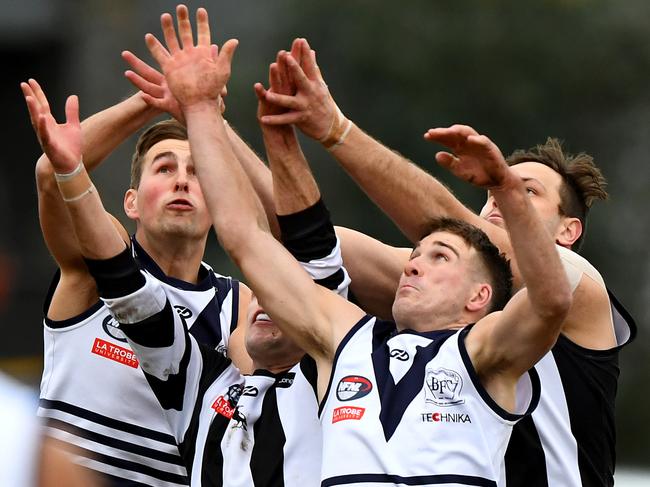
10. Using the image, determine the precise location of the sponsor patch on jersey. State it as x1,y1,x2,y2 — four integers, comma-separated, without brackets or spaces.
277,372,296,388
211,383,243,419
336,375,373,401
332,406,365,423
421,412,472,424
91,338,139,368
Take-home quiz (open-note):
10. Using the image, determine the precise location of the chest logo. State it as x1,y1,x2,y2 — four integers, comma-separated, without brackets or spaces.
424,368,464,406
102,315,128,343
91,338,139,368
389,348,410,361
336,375,373,401
174,305,193,320
211,383,244,419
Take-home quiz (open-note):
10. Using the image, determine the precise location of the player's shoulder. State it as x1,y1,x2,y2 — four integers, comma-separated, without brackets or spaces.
556,244,605,290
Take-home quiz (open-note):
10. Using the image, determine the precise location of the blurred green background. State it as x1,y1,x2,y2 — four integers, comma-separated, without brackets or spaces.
0,0,647,472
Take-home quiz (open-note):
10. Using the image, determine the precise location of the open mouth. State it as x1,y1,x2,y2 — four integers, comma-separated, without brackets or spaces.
253,311,272,324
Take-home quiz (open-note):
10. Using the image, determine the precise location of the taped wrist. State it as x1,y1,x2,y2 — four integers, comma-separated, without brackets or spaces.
278,199,336,262
84,246,145,299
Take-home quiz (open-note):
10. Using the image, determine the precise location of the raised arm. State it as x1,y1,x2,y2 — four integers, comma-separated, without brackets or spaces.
147,6,364,372
259,39,510,249
430,129,572,398
23,80,155,319
122,48,280,237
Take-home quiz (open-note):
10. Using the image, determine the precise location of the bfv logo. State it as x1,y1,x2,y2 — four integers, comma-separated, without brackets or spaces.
389,349,409,361
336,375,373,401
424,368,464,407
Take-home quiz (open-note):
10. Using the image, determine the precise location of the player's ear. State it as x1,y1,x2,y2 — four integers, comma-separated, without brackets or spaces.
556,217,582,248
467,283,492,313
124,189,139,221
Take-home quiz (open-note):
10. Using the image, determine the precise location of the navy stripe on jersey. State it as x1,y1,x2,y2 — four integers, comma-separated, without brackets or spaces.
504,290,635,487
250,382,286,487
97,470,159,487
46,417,184,465
371,320,455,441
175,342,235,487
50,438,189,484
300,355,319,398
132,237,214,292
504,415,548,487
319,315,374,416
39,398,177,444
315,268,347,291
321,473,497,487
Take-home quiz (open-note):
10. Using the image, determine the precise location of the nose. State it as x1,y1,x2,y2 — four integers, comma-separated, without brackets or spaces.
174,168,190,192
404,257,420,277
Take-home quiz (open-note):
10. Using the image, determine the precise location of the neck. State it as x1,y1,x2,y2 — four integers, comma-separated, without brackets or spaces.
252,354,303,375
135,228,207,284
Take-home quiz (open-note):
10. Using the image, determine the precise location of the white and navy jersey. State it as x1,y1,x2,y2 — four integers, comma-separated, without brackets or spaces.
38,237,239,487
504,289,636,487
124,199,349,487
320,317,540,487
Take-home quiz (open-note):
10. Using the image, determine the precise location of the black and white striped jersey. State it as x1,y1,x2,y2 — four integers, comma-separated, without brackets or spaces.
319,317,540,487
38,237,240,487
118,200,349,487
504,290,636,487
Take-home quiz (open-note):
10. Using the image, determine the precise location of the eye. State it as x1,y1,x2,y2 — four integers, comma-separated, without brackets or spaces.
525,187,537,195
435,252,449,262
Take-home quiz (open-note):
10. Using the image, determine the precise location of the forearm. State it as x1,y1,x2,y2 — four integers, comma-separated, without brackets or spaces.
330,124,475,242
185,103,269,252
80,93,160,170
493,179,571,316
225,122,280,237
262,125,320,216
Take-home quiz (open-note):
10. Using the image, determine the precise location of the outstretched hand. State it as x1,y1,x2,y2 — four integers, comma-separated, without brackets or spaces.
258,38,340,141
254,40,301,121
21,79,81,174
424,125,510,190
144,4,237,110
122,48,227,124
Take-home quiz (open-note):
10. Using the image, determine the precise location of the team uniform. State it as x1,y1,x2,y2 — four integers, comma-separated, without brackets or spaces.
38,237,239,487
504,250,636,487
320,317,540,487
102,200,348,487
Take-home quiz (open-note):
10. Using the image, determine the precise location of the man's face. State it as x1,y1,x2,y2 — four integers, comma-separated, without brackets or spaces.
480,161,565,240
125,138,211,240
392,231,484,331
244,295,304,369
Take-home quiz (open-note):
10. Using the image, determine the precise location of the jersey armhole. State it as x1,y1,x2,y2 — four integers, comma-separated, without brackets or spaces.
43,269,103,330
458,327,541,422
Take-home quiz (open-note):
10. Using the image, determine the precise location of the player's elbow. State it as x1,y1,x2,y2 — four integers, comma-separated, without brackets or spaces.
536,285,573,325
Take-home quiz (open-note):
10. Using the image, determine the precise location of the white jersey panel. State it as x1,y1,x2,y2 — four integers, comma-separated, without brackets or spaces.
320,318,539,487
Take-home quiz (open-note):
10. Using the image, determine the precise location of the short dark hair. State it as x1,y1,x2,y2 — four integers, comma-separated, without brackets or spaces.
420,217,512,313
130,119,187,189
506,138,608,250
